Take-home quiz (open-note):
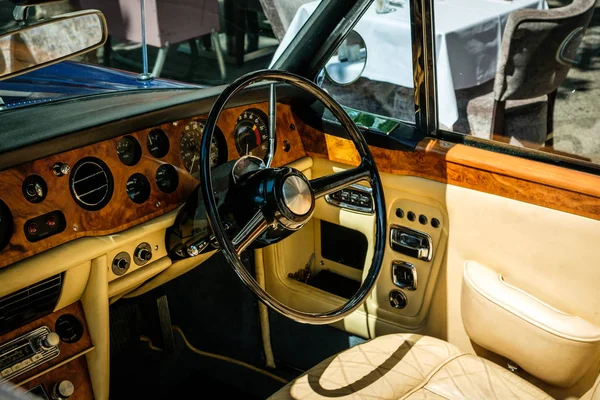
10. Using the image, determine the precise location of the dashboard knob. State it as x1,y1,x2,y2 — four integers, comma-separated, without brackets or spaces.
116,258,128,270
137,248,152,262
51,380,75,400
52,163,70,177
133,243,153,266
41,332,60,349
25,182,44,198
112,252,131,275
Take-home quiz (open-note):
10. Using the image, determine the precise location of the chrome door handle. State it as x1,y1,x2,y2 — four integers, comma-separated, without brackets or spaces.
390,226,433,262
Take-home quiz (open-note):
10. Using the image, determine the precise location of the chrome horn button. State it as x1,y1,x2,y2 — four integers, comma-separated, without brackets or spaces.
282,175,313,216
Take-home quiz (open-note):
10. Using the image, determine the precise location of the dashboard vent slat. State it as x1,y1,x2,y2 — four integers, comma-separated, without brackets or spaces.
70,157,113,211
0,274,63,335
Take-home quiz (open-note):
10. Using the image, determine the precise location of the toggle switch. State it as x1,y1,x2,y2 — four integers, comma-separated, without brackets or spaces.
392,261,417,291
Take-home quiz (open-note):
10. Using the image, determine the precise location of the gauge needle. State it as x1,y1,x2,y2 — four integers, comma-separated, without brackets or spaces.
252,125,260,144
190,155,198,172
246,142,249,155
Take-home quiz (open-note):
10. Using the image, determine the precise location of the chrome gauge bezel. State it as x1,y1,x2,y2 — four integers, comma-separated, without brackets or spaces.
180,120,227,176
233,108,270,160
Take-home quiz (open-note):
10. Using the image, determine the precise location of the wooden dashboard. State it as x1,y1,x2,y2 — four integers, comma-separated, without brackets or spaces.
0,102,307,269
3,96,600,270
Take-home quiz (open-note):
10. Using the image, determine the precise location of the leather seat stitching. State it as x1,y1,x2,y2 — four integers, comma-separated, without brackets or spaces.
421,386,455,400
399,353,468,400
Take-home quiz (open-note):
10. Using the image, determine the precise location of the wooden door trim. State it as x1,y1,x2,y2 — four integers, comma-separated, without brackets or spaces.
297,122,600,221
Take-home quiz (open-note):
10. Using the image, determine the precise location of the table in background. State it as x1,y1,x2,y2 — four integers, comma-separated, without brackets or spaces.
272,0,547,127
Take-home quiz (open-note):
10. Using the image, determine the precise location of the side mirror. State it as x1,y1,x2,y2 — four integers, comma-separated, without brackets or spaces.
0,10,107,80
324,30,367,86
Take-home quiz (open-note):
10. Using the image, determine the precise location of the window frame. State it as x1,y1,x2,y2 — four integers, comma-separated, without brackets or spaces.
416,0,600,175
272,0,600,175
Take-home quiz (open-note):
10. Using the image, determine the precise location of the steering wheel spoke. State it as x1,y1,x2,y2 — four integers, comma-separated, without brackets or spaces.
310,164,370,199
232,209,270,255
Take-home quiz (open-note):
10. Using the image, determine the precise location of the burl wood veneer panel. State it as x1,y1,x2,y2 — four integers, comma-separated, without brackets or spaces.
294,118,600,221
0,102,306,268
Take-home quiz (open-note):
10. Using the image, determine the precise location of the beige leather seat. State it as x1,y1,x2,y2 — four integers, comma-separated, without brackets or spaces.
270,333,600,400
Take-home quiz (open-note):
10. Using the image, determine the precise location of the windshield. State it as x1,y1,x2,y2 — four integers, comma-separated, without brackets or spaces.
0,0,297,109
0,0,418,131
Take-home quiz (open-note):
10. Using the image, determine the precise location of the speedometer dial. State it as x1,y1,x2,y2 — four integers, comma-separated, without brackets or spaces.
180,120,227,176
234,109,269,160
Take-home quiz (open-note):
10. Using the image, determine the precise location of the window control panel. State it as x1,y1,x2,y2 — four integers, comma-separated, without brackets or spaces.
325,183,374,214
392,261,417,290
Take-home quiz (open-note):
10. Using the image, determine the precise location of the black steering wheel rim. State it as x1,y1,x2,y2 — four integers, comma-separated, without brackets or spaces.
200,69,386,325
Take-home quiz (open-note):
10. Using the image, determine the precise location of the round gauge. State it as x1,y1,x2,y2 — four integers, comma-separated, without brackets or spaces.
156,164,179,194
234,109,270,160
180,120,227,176
146,129,170,158
126,173,151,204
117,136,142,166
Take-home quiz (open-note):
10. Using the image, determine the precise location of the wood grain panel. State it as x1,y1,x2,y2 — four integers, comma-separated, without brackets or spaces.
20,355,94,400
294,118,600,221
0,302,92,385
0,103,306,268
215,102,307,167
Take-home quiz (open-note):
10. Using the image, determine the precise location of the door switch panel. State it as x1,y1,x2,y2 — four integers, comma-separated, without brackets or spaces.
325,184,374,214
390,225,433,261
392,261,417,290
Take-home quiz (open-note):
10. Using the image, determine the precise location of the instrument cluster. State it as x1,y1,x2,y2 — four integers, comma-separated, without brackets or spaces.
0,102,302,269
116,121,230,205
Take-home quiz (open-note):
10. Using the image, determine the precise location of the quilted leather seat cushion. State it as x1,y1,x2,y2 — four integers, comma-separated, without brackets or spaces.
269,334,553,400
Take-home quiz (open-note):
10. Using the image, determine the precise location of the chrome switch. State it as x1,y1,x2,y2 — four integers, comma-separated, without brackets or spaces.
392,261,417,290
390,225,433,261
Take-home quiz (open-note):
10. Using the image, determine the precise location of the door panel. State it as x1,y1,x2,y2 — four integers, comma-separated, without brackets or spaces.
261,131,600,396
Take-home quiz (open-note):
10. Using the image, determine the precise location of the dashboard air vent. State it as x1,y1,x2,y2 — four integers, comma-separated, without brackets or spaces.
70,157,113,211
0,274,62,335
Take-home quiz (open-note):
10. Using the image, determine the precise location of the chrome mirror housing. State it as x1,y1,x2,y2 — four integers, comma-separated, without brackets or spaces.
324,30,367,86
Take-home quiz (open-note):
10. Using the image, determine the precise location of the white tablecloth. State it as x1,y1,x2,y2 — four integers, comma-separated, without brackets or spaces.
271,0,547,127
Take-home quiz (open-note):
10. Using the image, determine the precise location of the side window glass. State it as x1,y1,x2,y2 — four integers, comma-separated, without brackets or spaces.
436,0,599,163
274,1,416,127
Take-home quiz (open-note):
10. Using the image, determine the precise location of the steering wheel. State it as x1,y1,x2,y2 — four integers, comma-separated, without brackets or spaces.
200,70,386,324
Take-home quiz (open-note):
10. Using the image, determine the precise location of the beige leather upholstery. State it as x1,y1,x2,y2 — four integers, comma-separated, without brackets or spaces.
462,261,600,388
270,334,553,400
581,374,600,400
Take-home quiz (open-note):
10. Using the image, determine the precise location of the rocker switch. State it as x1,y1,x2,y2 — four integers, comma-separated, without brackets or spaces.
392,261,417,291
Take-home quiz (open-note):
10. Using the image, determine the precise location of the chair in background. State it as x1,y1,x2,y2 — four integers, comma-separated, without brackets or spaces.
222,0,311,65
223,0,262,65
80,0,225,79
257,0,313,41
464,0,596,148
